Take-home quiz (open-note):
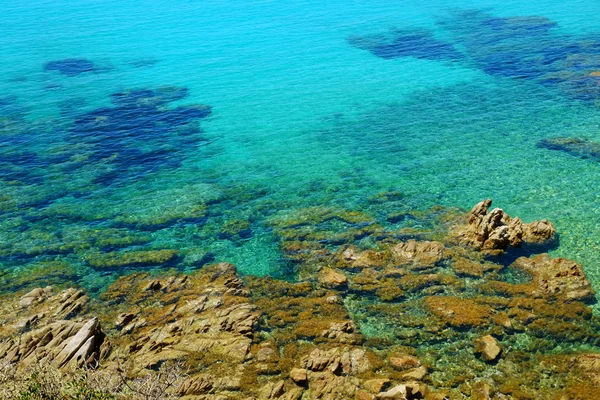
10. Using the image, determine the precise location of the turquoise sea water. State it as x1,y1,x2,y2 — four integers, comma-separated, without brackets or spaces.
3,0,600,299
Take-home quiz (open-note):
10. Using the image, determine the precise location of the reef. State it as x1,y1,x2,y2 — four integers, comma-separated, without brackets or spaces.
1,200,600,399
348,29,463,61
351,9,600,104
66,86,212,185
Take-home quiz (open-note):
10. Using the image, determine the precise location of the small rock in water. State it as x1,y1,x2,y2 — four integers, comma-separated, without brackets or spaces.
318,267,348,289
474,335,503,362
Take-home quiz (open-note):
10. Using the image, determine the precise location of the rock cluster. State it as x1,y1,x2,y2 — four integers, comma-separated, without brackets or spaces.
0,201,599,399
452,199,555,253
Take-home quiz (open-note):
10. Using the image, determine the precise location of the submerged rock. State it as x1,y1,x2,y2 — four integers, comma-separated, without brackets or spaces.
537,136,600,162
86,249,179,270
514,253,595,303
349,29,463,61
44,58,97,76
66,86,212,185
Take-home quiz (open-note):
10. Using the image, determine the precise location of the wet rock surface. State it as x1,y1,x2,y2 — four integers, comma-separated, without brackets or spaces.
0,201,599,398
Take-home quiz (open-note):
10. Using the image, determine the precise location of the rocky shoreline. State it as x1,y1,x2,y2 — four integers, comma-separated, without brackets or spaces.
1,200,600,399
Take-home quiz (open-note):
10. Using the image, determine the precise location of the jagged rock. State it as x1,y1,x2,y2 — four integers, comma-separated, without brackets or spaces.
55,288,90,320
0,317,105,369
357,389,376,400
98,264,260,378
474,335,502,362
53,318,103,367
453,199,555,252
115,312,136,328
179,374,213,395
513,254,595,303
318,267,348,289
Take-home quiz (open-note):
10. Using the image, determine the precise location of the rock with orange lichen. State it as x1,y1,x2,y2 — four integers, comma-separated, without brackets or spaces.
248,277,362,346
424,296,494,329
1,199,600,399
451,199,555,252
513,253,595,303
451,256,484,278
400,273,462,294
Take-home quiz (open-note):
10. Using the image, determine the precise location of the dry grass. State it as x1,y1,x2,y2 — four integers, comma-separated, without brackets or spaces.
0,360,187,400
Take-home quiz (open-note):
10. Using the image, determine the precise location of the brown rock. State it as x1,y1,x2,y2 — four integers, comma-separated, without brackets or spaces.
115,312,136,328
319,267,348,289
389,355,421,371
261,380,286,398
514,254,595,303
19,288,46,308
290,368,308,384
573,353,600,386
474,335,502,362
453,199,555,252
322,321,355,340
179,374,213,395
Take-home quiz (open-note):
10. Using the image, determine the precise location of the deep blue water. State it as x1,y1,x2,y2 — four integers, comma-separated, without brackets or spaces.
3,0,600,300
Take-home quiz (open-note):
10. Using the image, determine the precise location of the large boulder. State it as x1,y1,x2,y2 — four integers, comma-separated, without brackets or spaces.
451,199,555,252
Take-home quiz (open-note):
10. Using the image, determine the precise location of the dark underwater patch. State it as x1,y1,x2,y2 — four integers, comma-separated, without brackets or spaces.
66,86,212,185
127,58,158,68
537,137,600,161
348,29,463,61
349,9,600,103
44,58,97,76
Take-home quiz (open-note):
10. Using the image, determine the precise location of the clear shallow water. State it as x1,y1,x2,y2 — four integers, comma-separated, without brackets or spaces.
2,0,600,301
